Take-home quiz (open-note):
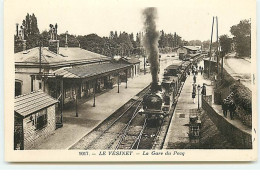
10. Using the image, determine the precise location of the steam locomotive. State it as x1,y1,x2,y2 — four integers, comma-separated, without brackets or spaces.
139,61,191,121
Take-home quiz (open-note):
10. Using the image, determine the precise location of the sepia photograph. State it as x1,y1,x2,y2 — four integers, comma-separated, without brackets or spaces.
4,0,257,162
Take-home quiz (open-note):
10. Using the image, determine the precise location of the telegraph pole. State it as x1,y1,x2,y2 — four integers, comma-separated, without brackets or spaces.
208,17,215,78
39,42,42,74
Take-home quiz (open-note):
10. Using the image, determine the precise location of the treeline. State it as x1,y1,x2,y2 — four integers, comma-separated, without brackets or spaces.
16,13,250,58
15,13,185,56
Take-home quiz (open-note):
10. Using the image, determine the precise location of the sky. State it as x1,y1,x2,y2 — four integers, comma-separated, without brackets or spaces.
8,0,255,41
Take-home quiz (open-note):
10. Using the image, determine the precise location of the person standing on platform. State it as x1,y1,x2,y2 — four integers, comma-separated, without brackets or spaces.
222,99,228,117
193,75,196,83
201,83,206,96
192,83,197,104
201,67,204,75
229,100,236,119
192,90,196,104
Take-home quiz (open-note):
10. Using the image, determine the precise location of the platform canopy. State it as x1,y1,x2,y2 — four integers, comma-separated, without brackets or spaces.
15,90,58,118
54,62,132,79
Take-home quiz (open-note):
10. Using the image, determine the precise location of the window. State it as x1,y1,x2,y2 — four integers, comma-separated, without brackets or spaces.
35,109,47,130
39,82,42,89
65,88,71,98
15,81,22,96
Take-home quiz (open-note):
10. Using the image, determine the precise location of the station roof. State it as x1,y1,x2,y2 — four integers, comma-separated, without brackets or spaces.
54,62,132,79
59,47,107,61
15,90,58,118
15,47,110,68
15,47,64,63
119,57,141,64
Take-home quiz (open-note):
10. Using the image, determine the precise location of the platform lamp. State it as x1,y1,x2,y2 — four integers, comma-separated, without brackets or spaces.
197,84,201,110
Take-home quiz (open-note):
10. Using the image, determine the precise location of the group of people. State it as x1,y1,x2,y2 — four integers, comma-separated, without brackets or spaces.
188,64,204,76
191,83,207,104
189,63,207,104
222,93,237,119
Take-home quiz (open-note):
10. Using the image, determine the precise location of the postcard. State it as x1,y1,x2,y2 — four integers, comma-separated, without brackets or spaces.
4,0,257,162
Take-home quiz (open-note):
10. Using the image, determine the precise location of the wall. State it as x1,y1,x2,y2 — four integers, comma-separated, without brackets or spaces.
15,67,50,95
23,105,56,149
202,95,252,149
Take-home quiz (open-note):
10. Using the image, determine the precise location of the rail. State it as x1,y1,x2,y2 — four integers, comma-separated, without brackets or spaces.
84,87,149,150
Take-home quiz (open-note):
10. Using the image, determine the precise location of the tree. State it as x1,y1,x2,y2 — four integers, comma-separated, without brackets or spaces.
188,40,202,46
40,30,50,47
158,30,165,48
21,13,40,49
219,35,232,55
117,32,133,56
230,19,251,57
78,33,104,54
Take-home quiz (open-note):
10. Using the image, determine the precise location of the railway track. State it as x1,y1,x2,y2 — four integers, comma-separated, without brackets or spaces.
114,117,148,150
69,85,150,150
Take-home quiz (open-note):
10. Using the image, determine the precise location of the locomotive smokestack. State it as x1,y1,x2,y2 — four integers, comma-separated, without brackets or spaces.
142,7,160,87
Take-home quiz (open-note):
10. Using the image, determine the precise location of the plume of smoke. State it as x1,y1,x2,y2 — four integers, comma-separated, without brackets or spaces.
142,7,159,84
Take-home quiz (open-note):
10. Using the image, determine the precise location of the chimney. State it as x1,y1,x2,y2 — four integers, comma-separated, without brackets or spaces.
48,23,59,54
14,24,26,53
49,40,59,54
16,23,19,37
65,31,68,48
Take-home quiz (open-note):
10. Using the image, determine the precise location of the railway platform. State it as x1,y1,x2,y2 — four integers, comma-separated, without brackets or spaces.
163,66,213,149
33,73,152,149
163,60,252,149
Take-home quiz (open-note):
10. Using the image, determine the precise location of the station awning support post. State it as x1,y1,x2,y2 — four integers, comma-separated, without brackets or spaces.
125,70,128,89
118,72,120,93
93,79,96,107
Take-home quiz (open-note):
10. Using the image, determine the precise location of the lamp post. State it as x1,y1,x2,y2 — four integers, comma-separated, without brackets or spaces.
143,55,146,75
197,84,201,110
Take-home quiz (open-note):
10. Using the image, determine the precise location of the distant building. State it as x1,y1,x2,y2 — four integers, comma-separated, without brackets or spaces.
118,57,141,78
176,46,202,60
14,90,58,150
203,57,217,74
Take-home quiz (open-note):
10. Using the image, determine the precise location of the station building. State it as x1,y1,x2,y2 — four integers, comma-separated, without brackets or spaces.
176,46,202,59
15,45,111,97
14,90,58,150
117,57,141,78
15,23,139,130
